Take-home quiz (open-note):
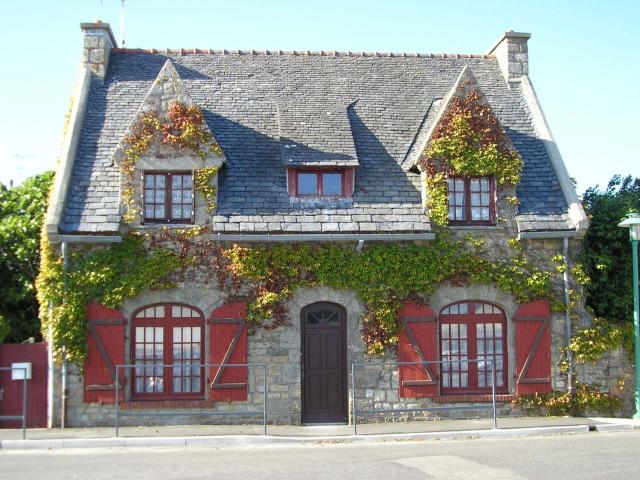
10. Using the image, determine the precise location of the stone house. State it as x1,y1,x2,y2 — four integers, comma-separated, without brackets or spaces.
41,22,626,428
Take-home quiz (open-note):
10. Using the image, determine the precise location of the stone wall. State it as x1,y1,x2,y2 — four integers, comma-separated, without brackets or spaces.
54,231,634,427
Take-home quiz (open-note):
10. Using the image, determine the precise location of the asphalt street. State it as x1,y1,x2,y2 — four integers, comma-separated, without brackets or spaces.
1,431,638,479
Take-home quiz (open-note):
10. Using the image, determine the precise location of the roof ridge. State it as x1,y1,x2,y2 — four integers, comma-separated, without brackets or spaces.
110,48,491,59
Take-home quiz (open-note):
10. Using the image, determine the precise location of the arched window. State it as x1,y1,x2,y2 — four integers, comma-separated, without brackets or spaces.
132,303,204,399
439,301,507,394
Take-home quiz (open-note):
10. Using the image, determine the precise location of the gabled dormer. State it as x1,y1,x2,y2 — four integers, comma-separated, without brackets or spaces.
113,59,226,228
408,66,522,228
278,101,358,207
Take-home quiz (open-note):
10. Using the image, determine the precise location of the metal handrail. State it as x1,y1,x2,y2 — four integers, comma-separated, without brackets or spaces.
351,359,498,435
115,363,267,437
0,366,28,439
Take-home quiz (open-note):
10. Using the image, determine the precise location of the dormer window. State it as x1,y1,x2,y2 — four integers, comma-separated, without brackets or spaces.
447,176,495,225
297,171,344,197
143,172,194,224
288,168,354,199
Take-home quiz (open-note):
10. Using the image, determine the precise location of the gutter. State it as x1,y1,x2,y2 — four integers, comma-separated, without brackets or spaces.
210,232,435,242
45,65,93,244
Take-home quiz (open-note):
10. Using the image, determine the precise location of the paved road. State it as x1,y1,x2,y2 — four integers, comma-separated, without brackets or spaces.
1,431,637,479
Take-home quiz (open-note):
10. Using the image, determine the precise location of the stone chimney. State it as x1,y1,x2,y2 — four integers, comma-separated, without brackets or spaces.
487,31,530,82
81,21,117,77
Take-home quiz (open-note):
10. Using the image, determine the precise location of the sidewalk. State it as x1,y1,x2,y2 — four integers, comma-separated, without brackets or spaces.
1,416,638,450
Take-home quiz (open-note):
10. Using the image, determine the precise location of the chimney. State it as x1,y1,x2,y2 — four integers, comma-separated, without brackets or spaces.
487,31,531,82
80,21,117,77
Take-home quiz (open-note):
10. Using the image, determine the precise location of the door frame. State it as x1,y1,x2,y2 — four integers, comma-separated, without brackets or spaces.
300,302,348,424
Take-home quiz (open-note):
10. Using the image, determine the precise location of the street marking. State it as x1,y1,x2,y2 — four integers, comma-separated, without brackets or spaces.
395,455,525,480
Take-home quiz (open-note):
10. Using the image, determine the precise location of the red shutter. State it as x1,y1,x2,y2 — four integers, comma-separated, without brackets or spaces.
209,302,248,402
514,300,552,395
344,168,355,197
83,303,125,403
398,301,438,398
287,169,297,196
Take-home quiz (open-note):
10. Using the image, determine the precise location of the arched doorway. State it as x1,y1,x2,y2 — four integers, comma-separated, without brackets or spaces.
439,300,508,394
301,302,347,423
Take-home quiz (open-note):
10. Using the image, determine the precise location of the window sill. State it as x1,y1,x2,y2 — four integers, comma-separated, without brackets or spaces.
434,394,516,403
136,224,199,229
122,399,214,409
447,225,498,230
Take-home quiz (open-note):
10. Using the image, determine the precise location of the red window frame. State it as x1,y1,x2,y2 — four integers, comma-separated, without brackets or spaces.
131,303,205,400
439,300,508,395
142,171,194,224
447,176,495,225
295,170,345,197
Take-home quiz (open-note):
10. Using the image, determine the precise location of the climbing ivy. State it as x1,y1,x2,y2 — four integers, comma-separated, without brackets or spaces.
194,166,220,212
514,382,623,416
37,229,566,361
419,88,523,226
37,232,181,362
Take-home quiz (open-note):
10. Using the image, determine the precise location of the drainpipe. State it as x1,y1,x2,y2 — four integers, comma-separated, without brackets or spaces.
46,304,54,429
562,237,574,396
61,242,69,429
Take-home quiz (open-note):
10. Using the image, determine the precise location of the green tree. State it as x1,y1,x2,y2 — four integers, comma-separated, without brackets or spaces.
580,175,640,324
0,171,53,342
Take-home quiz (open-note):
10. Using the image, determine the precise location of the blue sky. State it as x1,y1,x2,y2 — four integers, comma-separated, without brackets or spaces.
0,0,637,193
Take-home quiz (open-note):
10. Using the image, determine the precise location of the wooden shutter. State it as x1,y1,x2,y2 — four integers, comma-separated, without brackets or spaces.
83,303,125,403
344,168,355,197
287,169,297,196
209,302,248,402
514,300,552,395
398,301,438,398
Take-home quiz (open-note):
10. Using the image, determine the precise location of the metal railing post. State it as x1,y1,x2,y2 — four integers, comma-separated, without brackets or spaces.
351,363,357,435
115,366,120,437
263,364,267,436
21,369,27,440
491,360,497,430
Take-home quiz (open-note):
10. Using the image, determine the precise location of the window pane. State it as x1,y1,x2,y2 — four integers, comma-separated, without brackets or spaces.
145,190,154,202
145,206,154,218
172,175,182,189
156,205,165,218
470,179,480,191
155,190,165,203
459,303,468,315
145,175,155,188
172,205,182,218
183,206,192,219
183,175,193,189
298,173,318,195
183,190,192,203
481,193,490,206
471,193,480,206
322,173,342,196
481,208,490,220
172,190,182,203
471,207,481,220
156,176,165,188
480,178,489,190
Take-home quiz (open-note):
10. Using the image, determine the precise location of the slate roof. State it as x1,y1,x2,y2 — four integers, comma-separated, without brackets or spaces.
60,50,571,235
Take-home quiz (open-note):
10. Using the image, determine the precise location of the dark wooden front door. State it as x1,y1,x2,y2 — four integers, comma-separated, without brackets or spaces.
301,303,347,423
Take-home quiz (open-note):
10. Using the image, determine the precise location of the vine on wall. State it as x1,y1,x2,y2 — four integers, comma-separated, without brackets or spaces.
38,228,564,361
419,88,523,226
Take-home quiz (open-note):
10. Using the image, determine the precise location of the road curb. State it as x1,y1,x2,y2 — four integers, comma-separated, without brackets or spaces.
0,425,595,450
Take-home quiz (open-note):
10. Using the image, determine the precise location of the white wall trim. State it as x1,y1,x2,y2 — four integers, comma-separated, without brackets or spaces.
518,76,588,237
44,66,93,243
